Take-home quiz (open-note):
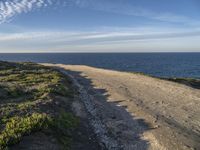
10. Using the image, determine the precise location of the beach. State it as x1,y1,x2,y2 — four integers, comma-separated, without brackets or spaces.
43,64,200,150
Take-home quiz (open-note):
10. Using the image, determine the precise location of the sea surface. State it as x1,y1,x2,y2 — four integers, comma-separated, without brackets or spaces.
0,53,199,78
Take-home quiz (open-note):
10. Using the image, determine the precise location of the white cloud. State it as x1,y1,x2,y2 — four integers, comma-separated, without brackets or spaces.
0,0,53,24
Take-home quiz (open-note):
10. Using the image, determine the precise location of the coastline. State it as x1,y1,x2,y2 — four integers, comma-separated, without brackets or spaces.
0,61,199,149
43,63,200,150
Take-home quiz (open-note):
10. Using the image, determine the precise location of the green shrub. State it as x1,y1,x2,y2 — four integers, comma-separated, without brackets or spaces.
50,112,79,149
0,85,24,99
0,113,51,149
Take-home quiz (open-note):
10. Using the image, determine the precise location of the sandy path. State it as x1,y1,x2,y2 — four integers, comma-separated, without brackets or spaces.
43,64,200,150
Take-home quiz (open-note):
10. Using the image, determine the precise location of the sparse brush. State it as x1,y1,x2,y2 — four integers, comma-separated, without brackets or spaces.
0,61,77,149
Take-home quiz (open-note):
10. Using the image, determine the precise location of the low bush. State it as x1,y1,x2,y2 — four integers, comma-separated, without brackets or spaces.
0,113,50,149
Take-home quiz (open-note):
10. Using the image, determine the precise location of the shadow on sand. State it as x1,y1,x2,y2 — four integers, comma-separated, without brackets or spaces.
57,67,154,150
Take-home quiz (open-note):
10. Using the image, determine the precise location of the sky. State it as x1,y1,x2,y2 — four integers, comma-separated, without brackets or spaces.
0,0,200,53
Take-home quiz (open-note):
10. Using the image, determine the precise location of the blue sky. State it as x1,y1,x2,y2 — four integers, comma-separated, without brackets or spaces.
0,0,200,52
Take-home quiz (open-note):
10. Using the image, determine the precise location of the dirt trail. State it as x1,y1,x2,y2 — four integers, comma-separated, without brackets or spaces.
43,64,200,150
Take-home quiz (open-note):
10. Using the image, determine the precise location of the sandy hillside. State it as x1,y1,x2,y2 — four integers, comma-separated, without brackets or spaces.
43,64,200,150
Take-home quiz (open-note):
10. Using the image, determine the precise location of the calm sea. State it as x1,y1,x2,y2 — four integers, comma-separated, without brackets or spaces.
0,53,199,78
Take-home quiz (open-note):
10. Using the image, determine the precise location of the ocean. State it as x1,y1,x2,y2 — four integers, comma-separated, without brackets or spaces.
0,53,199,78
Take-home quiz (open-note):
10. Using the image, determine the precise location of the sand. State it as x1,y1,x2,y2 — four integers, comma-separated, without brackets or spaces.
43,64,200,150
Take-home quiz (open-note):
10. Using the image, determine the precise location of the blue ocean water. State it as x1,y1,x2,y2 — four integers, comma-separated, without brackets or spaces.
0,53,199,78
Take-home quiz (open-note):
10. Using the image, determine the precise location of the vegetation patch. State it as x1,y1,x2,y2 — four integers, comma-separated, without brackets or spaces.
163,78,200,89
50,112,79,149
0,61,78,149
131,71,200,89
0,113,50,149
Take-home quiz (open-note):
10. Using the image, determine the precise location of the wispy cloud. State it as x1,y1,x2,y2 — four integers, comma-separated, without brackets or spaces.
0,0,199,26
0,27,200,52
0,0,53,24
70,0,200,26
1,28,200,43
